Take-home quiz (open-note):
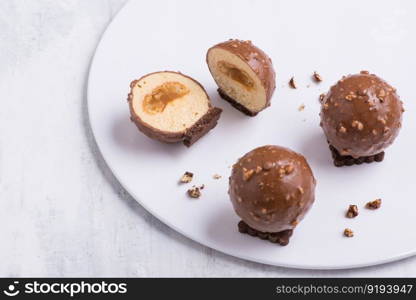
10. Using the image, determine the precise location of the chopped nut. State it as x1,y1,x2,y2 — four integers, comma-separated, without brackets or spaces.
366,198,382,209
378,89,386,98
298,104,305,111
351,120,364,130
339,125,347,133
345,94,357,101
289,77,297,89
187,185,202,198
263,161,274,170
180,172,193,183
255,166,262,174
212,174,222,180
346,205,359,218
242,168,255,181
313,71,323,82
284,164,294,174
319,93,326,102
344,228,354,237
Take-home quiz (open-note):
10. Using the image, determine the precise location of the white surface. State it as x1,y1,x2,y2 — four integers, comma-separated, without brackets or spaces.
88,0,416,269
1,0,416,276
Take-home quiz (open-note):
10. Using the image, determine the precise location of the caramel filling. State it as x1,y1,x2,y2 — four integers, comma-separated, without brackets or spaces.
143,81,189,114
218,61,254,90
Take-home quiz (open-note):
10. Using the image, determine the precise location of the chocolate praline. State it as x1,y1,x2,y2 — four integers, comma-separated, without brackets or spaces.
320,71,404,158
229,145,316,235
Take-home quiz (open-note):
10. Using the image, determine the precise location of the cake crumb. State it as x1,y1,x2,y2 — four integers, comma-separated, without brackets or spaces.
212,174,222,180
313,71,323,82
298,104,305,111
187,185,204,198
344,228,354,237
289,77,297,89
179,171,193,183
346,205,359,218
366,198,382,209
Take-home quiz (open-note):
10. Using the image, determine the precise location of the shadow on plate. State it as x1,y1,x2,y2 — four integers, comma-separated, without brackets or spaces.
299,129,333,169
112,112,185,158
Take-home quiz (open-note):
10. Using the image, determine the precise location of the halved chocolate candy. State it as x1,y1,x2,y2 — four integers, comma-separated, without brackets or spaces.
128,71,222,147
206,39,276,116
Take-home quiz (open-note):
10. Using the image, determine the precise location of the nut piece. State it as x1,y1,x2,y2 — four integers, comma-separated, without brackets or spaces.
298,104,305,111
366,198,382,209
187,185,204,198
346,205,359,218
344,228,354,237
180,171,193,183
319,93,325,102
289,77,297,89
313,71,323,82
212,174,222,180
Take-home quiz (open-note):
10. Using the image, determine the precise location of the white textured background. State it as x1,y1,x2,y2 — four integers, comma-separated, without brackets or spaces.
0,0,415,277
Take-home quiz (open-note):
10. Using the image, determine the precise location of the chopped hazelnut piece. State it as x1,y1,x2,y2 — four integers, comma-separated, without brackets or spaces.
242,168,255,181
351,120,364,130
298,104,305,111
366,198,382,209
313,71,323,82
289,77,297,89
187,185,203,198
212,174,222,180
346,205,359,218
319,93,325,102
344,228,354,237
180,171,193,183
339,125,347,133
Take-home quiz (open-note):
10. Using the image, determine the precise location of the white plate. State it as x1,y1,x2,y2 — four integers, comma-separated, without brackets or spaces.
88,0,416,269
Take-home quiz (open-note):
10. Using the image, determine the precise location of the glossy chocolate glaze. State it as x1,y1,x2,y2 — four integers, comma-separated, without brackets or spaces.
320,71,404,158
229,145,316,233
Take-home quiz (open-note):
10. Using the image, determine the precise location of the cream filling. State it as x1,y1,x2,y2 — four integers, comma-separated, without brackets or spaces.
132,72,209,132
207,47,266,112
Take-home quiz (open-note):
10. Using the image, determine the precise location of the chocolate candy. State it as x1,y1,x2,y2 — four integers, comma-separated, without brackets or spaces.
229,145,316,236
320,71,404,158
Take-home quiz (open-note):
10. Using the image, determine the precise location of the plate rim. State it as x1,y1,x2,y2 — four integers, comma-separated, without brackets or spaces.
86,0,416,270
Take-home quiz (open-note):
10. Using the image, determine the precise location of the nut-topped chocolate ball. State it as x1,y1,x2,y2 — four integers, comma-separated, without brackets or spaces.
229,145,316,245
320,71,404,166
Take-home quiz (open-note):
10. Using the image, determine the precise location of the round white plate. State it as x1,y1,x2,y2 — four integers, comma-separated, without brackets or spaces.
88,0,416,269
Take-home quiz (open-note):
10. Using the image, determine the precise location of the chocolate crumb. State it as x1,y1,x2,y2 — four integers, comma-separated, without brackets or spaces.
180,171,193,183
313,71,323,82
289,77,297,89
346,205,359,218
187,185,203,198
344,228,354,237
366,198,382,209
212,174,222,180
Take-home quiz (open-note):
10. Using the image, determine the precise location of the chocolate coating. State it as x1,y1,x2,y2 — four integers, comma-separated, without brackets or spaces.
229,145,316,233
320,71,404,158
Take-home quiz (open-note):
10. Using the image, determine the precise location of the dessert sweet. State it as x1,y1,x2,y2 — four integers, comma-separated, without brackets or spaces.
229,145,316,245
206,39,276,116
128,71,222,147
320,71,404,166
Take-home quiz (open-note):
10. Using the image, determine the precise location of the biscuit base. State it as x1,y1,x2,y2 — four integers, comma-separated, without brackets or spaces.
238,220,293,246
217,89,258,117
329,144,385,167
183,107,222,147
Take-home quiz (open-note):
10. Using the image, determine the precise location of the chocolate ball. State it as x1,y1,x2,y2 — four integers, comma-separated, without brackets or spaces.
320,71,404,158
229,145,316,233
